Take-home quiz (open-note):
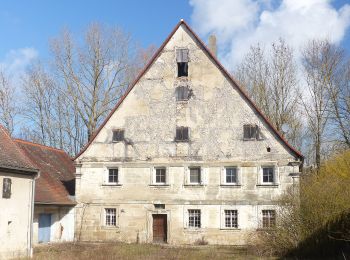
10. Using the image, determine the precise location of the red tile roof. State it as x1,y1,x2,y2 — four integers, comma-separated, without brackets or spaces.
0,125,38,174
74,20,303,160
15,139,76,205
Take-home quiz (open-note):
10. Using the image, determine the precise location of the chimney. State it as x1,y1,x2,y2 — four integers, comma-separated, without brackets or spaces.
208,34,217,57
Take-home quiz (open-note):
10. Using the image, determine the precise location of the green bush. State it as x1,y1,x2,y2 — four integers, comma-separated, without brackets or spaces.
253,150,350,257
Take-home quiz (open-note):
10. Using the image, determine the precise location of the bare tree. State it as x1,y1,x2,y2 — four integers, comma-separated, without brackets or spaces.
0,70,17,134
301,39,335,168
235,44,271,117
22,62,57,146
50,23,134,141
326,53,350,148
235,39,302,148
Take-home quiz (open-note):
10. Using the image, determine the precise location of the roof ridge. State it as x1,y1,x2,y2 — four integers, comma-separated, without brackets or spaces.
14,138,66,153
73,19,303,160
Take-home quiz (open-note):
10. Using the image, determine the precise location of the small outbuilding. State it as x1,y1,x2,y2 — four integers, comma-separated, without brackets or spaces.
15,139,76,244
0,126,39,259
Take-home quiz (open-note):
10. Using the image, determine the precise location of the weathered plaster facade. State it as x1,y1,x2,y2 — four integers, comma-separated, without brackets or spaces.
33,206,75,244
0,173,36,259
75,21,302,245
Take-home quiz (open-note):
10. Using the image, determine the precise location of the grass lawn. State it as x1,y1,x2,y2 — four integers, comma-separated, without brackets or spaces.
24,242,269,260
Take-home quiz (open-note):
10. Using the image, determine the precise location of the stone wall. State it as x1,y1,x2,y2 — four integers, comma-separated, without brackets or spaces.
75,24,301,245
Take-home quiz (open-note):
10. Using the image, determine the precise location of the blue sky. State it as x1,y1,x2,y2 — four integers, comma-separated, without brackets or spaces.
0,0,192,59
1,0,350,72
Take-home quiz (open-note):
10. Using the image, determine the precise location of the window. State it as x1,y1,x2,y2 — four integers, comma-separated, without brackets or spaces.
154,204,165,209
262,167,274,183
176,48,189,77
176,86,190,101
188,209,201,228
225,168,237,184
112,129,124,142
243,124,259,140
2,178,11,198
262,210,276,228
189,167,201,184
105,208,116,226
225,210,238,228
108,169,118,184
175,127,189,142
155,168,166,184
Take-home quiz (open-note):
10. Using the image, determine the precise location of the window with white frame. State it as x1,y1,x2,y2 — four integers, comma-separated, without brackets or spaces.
188,209,201,228
225,167,237,184
262,167,274,183
108,168,118,184
105,208,116,226
189,167,201,184
262,210,276,228
155,168,166,184
224,210,238,228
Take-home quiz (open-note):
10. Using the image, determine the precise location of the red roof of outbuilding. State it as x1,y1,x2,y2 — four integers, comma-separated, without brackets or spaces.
74,20,303,160
0,125,37,174
15,139,76,205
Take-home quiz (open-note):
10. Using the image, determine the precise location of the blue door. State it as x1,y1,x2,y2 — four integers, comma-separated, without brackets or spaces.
38,213,51,243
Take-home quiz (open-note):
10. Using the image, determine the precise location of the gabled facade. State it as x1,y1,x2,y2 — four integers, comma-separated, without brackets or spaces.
15,139,76,244
0,126,38,259
74,20,302,245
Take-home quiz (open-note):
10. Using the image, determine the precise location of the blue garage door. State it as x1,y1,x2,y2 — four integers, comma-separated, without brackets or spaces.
38,213,51,243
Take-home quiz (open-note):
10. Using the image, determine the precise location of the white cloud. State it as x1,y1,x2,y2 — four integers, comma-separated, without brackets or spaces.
0,47,38,75
189,0,350,69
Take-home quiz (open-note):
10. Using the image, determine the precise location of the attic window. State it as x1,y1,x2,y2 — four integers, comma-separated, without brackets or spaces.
112,129,124,142
2,178,11,199
243,124,260,140
176,48,189,77
175,127,189,142
176,86,190,101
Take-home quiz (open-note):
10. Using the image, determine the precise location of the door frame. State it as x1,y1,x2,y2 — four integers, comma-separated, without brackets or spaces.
147,210,170,243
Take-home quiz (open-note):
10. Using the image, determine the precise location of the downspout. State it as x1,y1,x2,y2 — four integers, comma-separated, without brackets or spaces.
28,171,40,258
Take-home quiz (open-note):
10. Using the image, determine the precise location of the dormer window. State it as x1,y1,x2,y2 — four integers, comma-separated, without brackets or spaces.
176,86,190,101
176,48,189,77
243,124,260,140
112,129,124,142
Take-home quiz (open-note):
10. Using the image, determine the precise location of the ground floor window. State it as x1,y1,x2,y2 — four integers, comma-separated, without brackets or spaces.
224,210,238,228
262,210,276,228
105,208,116,226
188,209,201,228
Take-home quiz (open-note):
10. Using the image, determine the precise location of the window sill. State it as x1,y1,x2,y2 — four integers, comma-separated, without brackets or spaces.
175,140,190,143
220,228,241,231
184,184,205,187
256,184,279,188
149,184,170,188
102,184,123,187
184,228,203,232
101,225,120,230
220,184,242,188
176,100,189,103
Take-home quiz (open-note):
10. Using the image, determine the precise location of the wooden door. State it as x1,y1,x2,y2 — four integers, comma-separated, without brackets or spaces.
152,214,167,243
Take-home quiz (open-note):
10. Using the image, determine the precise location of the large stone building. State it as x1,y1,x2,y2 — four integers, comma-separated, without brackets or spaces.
16,139,75,244
0,126,38,259
74,20,303,245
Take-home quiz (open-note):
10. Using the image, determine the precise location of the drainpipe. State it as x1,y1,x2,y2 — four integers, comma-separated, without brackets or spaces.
28,171,40,258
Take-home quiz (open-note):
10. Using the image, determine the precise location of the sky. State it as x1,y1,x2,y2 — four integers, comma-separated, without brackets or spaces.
1,0,350,76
